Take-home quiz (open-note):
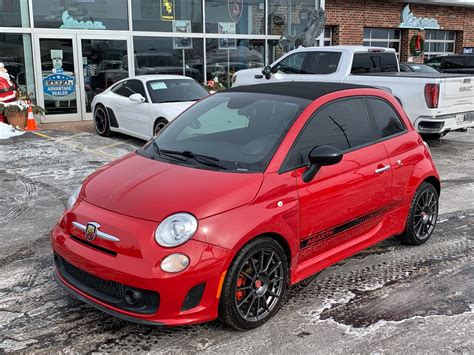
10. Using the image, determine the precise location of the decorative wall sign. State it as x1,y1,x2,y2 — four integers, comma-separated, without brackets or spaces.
218,22,237,49
173,20,193,50
60,10,106,30
161,0,175,21
399,4,440,30
43,73,75,97
228,0,243,23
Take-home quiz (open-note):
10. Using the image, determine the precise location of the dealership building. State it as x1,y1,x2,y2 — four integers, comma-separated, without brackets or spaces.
0,0,473,122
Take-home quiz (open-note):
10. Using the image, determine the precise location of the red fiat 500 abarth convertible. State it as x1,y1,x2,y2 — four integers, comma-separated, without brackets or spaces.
51,82,440,330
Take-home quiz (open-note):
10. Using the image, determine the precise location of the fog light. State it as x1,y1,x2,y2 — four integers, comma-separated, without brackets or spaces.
161,253,189,273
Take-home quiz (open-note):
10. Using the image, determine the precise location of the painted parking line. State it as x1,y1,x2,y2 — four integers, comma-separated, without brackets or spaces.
31,131,117,160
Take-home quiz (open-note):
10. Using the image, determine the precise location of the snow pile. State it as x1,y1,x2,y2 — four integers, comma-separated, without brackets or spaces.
0,122,24,139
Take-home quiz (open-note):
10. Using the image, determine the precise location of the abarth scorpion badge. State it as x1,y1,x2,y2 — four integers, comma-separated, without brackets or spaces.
85,222,100,241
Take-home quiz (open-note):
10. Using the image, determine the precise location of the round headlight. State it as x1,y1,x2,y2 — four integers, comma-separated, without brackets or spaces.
155,213,198,247
66,184,82,211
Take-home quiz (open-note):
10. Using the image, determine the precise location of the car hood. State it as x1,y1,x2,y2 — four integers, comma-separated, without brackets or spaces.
153,101,196,116
81,153,264,221
232,68,265,87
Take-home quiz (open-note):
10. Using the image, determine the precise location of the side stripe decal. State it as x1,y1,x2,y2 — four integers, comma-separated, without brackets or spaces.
300,201,401,250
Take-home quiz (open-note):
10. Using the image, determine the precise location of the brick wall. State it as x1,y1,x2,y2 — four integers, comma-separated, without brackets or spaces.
326,0,474,59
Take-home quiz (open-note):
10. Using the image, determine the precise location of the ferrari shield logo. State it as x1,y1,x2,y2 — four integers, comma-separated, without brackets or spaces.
228,0,243,23
85,223,99,241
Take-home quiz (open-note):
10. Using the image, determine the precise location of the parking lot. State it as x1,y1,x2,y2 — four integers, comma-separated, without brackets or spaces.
0,128,473,353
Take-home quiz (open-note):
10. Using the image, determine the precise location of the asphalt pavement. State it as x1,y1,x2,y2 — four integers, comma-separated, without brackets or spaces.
0,128,472,353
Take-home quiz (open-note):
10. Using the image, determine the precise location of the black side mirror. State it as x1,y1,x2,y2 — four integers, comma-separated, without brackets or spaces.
302,145,343,183
262,65,272,80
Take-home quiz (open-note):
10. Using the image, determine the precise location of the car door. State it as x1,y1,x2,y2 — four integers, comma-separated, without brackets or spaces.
365,97,422,209
290,97,393,266
268,51,310,82
117,79,150,137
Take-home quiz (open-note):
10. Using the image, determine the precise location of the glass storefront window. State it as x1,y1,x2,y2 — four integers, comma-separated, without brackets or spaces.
133,37,204,83
132,0,202,32
363,28,401,54
206,38,264,87
0,0,29,27
0,33,35,99
81,39,128,112
268,0,317,36
33,0,128,30
205,0,264,34
424,30,456,59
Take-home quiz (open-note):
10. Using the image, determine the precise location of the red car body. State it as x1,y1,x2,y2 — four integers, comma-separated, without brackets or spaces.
51,83,440,327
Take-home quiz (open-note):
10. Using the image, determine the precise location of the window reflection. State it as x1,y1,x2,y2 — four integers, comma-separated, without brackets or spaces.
206,39,264,87
33,0,128,30
133,37,204,83
206,0,264,34
0,0,29,27
132,0,202,32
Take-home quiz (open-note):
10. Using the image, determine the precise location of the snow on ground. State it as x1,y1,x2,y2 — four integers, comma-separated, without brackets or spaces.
0,122,24,139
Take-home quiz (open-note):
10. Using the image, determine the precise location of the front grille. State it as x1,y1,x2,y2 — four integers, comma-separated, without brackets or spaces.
55,254,159,314
182,283,206,311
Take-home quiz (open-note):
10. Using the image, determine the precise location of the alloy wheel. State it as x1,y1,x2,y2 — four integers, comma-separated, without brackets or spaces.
234,248,285,322
413,188,438,240
95,107,107,134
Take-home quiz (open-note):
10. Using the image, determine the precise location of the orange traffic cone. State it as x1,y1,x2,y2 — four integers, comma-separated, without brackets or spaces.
24,106,39,131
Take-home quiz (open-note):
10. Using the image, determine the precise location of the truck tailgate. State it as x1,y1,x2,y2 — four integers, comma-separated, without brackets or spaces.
440,76,474,108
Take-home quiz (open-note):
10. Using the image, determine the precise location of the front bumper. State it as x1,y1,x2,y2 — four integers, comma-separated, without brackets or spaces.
51,201,234,326
416,111,474,134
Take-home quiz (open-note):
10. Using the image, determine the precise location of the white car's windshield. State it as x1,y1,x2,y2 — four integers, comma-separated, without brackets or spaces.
140,92,310,172
146,79,208,103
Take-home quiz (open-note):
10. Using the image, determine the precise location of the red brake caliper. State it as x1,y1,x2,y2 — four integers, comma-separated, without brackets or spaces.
235,274,246,301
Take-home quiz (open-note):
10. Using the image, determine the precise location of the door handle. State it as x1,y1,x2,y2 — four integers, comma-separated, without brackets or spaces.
375,165,391,174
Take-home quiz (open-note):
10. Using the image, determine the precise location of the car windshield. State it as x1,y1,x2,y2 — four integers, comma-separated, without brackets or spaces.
146,79,208,103
139,92,310,172
409,64,439,73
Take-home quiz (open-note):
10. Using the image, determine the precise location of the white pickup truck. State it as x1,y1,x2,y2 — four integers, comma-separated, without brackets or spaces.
232,46,474,138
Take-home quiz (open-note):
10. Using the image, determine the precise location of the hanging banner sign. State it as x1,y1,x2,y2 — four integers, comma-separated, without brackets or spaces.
43,73,75,97
161,0,175,21
228,0,243,23
399,4,440,30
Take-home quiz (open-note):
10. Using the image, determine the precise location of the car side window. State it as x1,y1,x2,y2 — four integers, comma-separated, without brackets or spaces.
367,98,406,139
126,79,147,99
289,98,374,167
272,52,307,74
443,57,465,69
111,81,129,97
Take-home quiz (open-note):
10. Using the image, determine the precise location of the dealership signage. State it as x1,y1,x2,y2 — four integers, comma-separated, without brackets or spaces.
399,4,440,30
43,74,75,97
228,0,243,23
161,0,175,21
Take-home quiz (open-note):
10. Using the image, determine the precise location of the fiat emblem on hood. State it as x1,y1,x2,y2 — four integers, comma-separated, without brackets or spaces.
85,222,100,241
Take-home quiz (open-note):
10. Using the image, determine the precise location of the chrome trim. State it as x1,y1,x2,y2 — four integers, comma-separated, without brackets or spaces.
375,165,391,174
72,221,120,242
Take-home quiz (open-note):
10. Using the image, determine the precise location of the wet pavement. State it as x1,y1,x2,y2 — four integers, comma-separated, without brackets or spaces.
0,129,473,353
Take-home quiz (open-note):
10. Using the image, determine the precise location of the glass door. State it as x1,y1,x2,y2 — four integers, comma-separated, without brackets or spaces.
78,36,130,120
35,35,82,122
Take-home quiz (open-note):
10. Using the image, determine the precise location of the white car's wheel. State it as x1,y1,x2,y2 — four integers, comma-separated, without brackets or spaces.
154,118,168,136
94,105,112,137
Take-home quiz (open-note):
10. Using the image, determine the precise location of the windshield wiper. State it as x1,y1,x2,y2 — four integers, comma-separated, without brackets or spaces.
149,142,190,163
160,149,227,170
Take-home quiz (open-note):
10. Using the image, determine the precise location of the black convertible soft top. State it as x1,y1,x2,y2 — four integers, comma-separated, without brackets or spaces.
225,82,372,101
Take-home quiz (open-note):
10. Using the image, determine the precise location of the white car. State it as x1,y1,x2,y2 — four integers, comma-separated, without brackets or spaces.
91,75,208,140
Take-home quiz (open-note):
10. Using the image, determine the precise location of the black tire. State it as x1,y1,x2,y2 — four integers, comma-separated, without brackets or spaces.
153,118,168,136
401,182,439,245
218,237,288,331
94,104,112,137
421,132,447,140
